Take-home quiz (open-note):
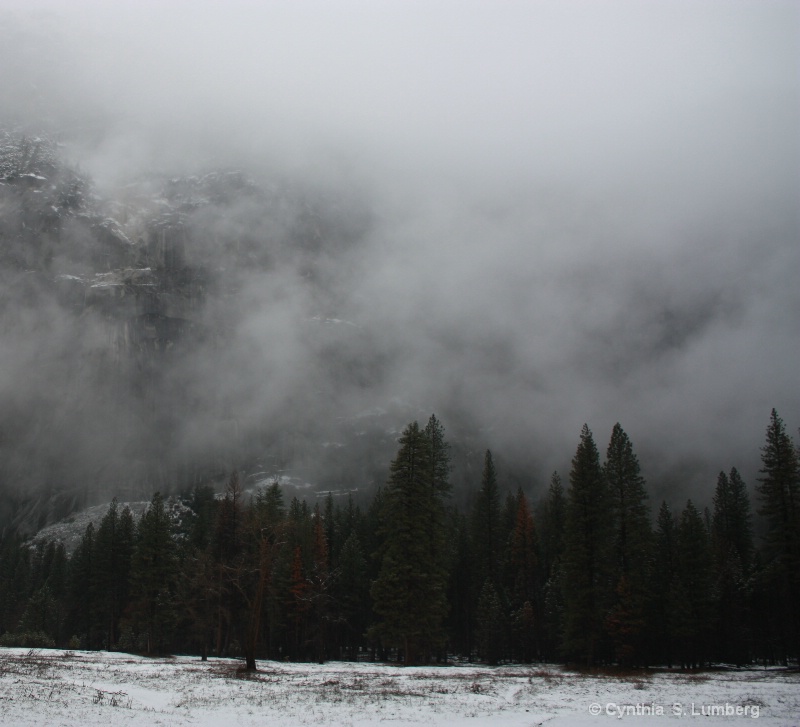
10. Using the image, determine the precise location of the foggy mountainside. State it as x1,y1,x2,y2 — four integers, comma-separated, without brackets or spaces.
0,129,395,531
0,0,798,537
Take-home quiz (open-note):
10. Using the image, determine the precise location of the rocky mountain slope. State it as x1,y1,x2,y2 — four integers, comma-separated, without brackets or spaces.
0,130,439,536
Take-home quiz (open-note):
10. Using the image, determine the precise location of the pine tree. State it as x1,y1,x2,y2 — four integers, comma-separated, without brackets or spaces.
309,503,332,662
475,579,505,665
370,420,450,665
68,522,95,648
674,500,713,668
187,484,218,551
254,479,286,529
756,409,800,661
711,468,754,664
212,471,246,657
649,501,678,667
287,545,311,658
603,423,651,666
562,424,613,666
538,471,566,662
471,450,502,592
130,492,177,654
45,542,68,645
240,489,289,670
542,560,566,661
424,414,451,501
324,493,337,571
507,490,538,606
538,471,566,583
714,468,753,570
446,511,475,659
17,584,57,642
423,414,452,589
92,499,134,649
334,531,370,659
505,489,539,660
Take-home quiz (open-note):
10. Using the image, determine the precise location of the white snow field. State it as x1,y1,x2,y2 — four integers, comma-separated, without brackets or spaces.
0,648,797,727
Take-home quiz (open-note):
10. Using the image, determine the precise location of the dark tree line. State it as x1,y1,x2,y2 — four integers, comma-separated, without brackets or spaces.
1,410,798,669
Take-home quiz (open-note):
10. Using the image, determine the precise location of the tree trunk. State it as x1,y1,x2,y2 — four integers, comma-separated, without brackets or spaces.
244,537,271,671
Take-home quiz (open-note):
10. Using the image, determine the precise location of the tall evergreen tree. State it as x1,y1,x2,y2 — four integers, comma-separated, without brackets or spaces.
756,409,800,661
649,501,678,667
562,424,613,666
424,414,451,501
130,492,177,654
506,489,540,661
603,423,651,666
212,470,246,657
92,499,134,649
370,420,450,664
446,511,476,659
674,500,713,668
507,489,538,612
714,469,753,570
538,471,566,662
187,484,218,551
471,450,502,592
68,522,95,647
538,471,566,582
309,503,332,662
333,530,370,659
711,468,754,665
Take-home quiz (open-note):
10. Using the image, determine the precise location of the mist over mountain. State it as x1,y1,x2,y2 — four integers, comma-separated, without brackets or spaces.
1,1,798,533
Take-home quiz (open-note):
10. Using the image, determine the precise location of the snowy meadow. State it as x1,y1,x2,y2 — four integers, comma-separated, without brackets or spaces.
0,648,798,726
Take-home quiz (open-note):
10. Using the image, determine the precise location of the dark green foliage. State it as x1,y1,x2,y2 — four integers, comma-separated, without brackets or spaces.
562,424,613,666
538,471,566,582
333,531,370,658
673,500,714,668
92,499,134,649
471,450,502,591
17,585,57,637
1,409,798,667
603,424,651,666
541,561,566,662
0,536,29,638
130,492,178,654
68,522,95,647
211,471,247,657
475,579,505,665
649,501,678,667
425,414,451,501
604,424,651,577
187,484,218,551
446,511,475,658
0,630,55,648
756,409,800,660
507,490,538,606
714,468,753,570
254,479,286,531
370,419,450,664
505,489,540,660
711,468,754,665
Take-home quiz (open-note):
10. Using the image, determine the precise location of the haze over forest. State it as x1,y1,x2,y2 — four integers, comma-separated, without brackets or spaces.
1,0,798,527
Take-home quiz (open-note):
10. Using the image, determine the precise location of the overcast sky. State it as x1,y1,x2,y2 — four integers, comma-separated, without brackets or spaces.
2,0,798,500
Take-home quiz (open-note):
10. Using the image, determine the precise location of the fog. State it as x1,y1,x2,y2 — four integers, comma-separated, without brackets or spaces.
1,1,798,520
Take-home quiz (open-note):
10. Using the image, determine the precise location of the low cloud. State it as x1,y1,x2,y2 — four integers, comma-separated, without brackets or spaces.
0,1,797,512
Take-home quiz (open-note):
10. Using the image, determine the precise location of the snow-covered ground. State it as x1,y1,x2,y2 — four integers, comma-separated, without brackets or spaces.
0,648,797,726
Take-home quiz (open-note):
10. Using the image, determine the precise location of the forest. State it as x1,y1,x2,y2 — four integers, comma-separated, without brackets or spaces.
0,409,798,671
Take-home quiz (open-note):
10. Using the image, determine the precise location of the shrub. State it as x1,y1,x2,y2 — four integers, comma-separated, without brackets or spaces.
0,631,55,648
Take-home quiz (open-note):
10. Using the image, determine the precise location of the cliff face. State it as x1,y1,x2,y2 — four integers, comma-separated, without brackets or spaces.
0,132,393,535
